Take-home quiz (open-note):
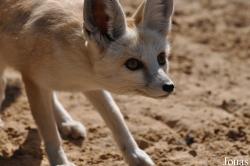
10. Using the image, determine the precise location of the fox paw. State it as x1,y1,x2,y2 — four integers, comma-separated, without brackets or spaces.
59,121,87,140
127,148,155,166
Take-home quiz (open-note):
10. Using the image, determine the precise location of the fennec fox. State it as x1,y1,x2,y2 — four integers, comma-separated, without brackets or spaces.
0,0,174,165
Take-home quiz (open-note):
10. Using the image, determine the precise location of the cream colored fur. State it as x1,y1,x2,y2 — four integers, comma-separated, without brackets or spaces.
0,0,174,165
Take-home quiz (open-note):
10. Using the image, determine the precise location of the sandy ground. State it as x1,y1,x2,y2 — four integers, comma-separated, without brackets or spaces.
0,0,250,165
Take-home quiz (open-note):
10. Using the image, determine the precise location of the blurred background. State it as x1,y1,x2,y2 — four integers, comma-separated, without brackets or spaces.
0,0,250,165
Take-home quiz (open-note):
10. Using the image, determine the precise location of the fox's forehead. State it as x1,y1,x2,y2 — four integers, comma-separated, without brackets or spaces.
108,28,169,58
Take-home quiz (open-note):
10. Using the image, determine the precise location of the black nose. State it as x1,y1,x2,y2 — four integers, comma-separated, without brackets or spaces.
162,84,175,93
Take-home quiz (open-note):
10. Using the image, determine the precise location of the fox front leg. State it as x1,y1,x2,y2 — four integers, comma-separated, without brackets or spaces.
84,90,155,166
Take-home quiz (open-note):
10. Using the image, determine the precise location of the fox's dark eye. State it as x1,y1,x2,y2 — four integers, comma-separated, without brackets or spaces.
125,58,143,71
157,52,166,66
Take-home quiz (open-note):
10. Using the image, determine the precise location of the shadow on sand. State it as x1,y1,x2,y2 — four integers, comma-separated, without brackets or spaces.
0,84,22,112
0,128,43,166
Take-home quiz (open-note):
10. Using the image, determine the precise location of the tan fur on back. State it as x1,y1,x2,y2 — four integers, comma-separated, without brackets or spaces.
0,0,97,90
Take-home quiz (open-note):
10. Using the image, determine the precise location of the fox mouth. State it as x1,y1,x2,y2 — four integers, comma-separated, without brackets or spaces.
108,87,170,99
135,89,169,99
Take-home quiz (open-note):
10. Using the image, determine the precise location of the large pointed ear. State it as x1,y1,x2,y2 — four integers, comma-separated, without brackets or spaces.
134,0,174,36
83,0,127,47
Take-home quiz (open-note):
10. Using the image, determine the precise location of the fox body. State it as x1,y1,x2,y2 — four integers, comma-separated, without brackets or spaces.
0,0,174,165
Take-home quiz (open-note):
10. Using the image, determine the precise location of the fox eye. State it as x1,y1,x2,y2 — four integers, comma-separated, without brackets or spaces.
125,58,143,71
157,52,166,66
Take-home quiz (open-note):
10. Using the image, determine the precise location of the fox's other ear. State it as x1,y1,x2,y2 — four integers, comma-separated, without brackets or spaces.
83,0,127,47
133,0,174,36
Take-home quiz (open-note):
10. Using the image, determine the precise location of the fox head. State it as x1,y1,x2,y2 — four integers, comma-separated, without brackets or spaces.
83,0,174,98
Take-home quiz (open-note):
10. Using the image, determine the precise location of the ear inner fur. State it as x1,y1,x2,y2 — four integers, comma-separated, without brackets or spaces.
92,0,109,35
83,0,127,46
144,0,174,35
133,0,174,36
